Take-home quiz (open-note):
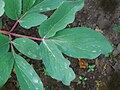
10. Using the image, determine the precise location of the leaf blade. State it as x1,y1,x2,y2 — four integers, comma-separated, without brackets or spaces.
29,0,65,13
40,40,75,85
0,19,2,29
51,27,113,59
0,33,9,56
113,26,120,33
0,0,5,17
13,38,41,60
33,0,44,6
14,54,43,90
23,0,36,13
19,13,47,29
39,0,84,38
4,0,22,20
0,53,14,87
20,0,65,29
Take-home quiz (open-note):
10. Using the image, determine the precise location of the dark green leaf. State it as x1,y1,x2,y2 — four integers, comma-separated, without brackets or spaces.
51,27,113,59
113,26,120,33
0,33,9,56
40,40,75,85
19,13,47,29
0,19,2,29
14,54,43,90
39,0,84,38
4,0,22,20
23,0,36,13
13,38,41,60
0,0,5,17
0,53,14,87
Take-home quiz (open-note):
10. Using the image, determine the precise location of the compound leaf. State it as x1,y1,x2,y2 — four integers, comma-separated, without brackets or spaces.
0,53,14,87
14,54,43,90
0,33,9,56
0,0,5,17
40,40,75,85
19,13,47,29
51,27,113,59
13,38,41,60
4,0,22,20
39,0,84,38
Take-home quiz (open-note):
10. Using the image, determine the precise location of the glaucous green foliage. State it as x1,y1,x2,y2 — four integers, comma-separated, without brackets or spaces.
0,0,113,90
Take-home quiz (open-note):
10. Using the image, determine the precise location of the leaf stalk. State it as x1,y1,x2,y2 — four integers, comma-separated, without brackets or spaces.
0,30,43,41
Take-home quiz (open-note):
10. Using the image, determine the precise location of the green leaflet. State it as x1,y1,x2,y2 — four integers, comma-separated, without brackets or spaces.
0,0,5,17
22,0,49,29
13,38,41,60
39,0,84,38
0,53,14,88
20,0,65,29
14,54,43,90
40,40,75,85
4,0,22,20
19,13,47,29
51,27,113,59
0,33,9,56
29,0,65,13
113,26,120,33
23,0,36,13
33,0,44,6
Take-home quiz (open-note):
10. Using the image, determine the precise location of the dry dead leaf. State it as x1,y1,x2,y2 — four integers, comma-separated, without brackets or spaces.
95,26,103,33
78,59,88,69
95,58,99,67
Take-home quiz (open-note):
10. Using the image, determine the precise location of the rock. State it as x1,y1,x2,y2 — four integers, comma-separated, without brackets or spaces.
112,50,119,57
112,43,120,56
112,60,120,71
116,43,120,51
108,72,120,90
106,65,114,75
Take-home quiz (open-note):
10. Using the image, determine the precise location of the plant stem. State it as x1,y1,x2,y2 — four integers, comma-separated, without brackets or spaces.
0,30,43,41
11,33,43,41
9,20,20,33
9,34,13,50
9,11,28,33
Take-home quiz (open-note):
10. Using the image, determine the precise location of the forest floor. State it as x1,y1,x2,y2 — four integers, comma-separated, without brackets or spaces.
1,0,120,90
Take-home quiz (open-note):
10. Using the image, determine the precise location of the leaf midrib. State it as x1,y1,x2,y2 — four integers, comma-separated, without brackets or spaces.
43,3,78,38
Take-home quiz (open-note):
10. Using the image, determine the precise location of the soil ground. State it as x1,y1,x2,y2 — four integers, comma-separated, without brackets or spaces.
1,0,120,90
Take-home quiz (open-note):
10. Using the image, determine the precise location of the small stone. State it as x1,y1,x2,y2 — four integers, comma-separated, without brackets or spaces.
113,43,120,56
117,43,120,51
112,50,119,57
106,65,113,74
